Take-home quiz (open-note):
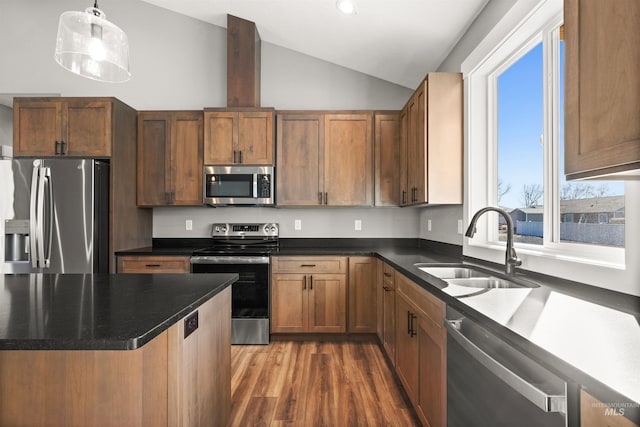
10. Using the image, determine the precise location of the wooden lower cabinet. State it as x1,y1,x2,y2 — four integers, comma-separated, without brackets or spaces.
382,264,396,365
0,287,231,427
395,272,446,427
348,256,377,333
271,257,348,334
117,255,191,273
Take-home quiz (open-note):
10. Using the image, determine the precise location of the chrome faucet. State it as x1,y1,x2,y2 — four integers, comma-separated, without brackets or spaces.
465,207,522,276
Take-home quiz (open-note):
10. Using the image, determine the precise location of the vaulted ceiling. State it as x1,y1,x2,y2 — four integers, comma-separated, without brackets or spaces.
140,0,488,89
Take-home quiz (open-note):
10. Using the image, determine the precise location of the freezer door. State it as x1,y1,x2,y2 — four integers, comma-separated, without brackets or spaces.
45,159,109,273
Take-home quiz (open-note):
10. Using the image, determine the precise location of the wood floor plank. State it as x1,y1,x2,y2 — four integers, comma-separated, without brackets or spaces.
228,340,420,427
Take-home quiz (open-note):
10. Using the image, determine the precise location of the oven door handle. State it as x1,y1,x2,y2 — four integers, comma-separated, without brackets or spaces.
444,318,566,414
190,256,270,265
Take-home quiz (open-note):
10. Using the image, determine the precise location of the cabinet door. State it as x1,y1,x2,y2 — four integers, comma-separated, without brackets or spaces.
13,100,61,156
395,295,419,403
276,114,324,206
324,114,373,206
171,112,203,205
63,100,112,157
565,0,640,179
417,316,446,427
308,273,346,333
374,113,400,206
348,257,377,333
237,111,273,165
414,82,427,203
399,107,409,206
271,274,308,333
203,111,236,164
406,94,419,204
138,112,171,206
383,281,396,365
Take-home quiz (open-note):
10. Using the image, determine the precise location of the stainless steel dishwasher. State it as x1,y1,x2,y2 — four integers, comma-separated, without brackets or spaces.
445,307,575,427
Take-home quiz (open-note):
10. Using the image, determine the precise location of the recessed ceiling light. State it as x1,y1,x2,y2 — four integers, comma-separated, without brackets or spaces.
336,0,357,15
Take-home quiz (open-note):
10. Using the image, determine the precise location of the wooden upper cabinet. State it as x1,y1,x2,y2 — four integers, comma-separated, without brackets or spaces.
276,113,325,206
324,113,373,206
13,98,112,157
374,112,400,206
203,109,274,165
399,73,462,206
137,111,203,206
564,0,640,180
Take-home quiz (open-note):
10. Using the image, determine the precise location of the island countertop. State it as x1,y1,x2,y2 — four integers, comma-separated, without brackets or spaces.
0,273,237,351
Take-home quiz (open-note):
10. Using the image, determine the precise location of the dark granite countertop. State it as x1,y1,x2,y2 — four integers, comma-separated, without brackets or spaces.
0,273,237,351
115,238,640,412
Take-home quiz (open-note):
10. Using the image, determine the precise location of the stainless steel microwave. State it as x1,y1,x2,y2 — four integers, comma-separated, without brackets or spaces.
204,165,274,206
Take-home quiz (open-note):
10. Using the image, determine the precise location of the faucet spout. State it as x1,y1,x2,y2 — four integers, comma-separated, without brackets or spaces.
465,207,522,275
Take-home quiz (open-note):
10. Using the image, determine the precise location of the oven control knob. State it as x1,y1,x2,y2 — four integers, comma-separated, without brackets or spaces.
221,226,227,232
214,226,220,232
270,226,277,233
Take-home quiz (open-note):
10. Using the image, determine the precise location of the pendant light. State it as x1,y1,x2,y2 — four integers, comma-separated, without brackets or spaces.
54,1,130,83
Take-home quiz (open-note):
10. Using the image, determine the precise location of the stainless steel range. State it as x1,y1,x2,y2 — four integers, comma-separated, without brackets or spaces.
190,223,278,345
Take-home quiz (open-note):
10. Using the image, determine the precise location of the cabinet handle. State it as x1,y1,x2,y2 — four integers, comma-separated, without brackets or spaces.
239,150,243,164
402,190,406,205
318,192,323,205
300,264,316,267
324,192,328,205
61,141,66,155
310,275,313,290
233,150,237,163
410,313,417,337
145,264,161,267
303,275,307,290
407,310,412,334
55,141,60,155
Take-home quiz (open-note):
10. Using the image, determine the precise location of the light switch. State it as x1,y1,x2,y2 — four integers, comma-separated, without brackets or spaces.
294,219,302,230
354,219,362,231
457,219,463,234
186,219,193,231
427,219,432,232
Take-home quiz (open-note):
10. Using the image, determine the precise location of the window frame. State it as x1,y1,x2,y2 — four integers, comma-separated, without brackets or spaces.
462,0,630,288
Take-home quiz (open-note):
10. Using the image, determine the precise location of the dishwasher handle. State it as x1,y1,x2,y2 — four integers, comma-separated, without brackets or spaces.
444,318,566,414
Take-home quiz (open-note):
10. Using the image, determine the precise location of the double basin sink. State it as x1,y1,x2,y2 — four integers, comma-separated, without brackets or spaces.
415,263,539,297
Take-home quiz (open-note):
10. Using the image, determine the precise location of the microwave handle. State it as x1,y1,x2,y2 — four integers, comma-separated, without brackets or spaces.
253,174,258,198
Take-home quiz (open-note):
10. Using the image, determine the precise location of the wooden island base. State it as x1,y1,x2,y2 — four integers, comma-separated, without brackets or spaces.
0,287,231,427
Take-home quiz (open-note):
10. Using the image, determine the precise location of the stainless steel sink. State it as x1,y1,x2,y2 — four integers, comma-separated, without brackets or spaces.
416,264,491,279
415,263,539,291
447,277,528,289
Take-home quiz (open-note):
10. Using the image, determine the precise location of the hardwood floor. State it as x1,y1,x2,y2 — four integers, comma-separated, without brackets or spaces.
229,340,419,426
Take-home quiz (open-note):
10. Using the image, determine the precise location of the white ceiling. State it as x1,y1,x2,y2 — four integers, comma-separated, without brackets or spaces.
139,0,488,89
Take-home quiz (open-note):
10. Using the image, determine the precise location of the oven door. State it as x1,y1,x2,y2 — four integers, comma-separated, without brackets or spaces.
191,256,270,344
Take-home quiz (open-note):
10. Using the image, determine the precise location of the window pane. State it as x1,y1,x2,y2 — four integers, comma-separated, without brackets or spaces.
497,42,544,245
558,40,625,248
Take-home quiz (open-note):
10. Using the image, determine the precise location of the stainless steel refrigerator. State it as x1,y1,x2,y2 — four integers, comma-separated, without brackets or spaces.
1,157,109,274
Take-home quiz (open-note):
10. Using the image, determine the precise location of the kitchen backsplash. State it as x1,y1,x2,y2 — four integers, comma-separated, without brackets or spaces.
153,206,421,238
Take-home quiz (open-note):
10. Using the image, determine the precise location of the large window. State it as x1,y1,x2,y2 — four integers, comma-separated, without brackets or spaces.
495,28,625,248
464,0,626,273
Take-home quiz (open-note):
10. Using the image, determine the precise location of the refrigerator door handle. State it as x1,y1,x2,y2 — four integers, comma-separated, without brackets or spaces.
35,164,46,268
29,161,40,268
42,167,53,268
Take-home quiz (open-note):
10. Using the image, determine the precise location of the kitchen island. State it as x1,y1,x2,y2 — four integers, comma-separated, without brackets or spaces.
0,273,236,427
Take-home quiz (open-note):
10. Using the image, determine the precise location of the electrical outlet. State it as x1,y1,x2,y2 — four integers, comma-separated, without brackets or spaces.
457,219,463,234
427,219,432,232
185,219,193,231
354,219,362,231
294,219,302,231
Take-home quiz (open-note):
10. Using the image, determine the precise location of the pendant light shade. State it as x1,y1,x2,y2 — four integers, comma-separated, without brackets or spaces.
54,3,130,83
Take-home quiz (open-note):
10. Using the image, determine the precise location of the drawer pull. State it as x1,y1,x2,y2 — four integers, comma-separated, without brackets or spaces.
383,272,392,278
300,264,316,267
145,264,162,267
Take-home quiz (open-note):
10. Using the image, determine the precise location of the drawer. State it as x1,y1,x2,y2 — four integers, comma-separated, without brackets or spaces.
396,272,445,328
272,256,347,274
117,256,191,273
382,263,395,289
